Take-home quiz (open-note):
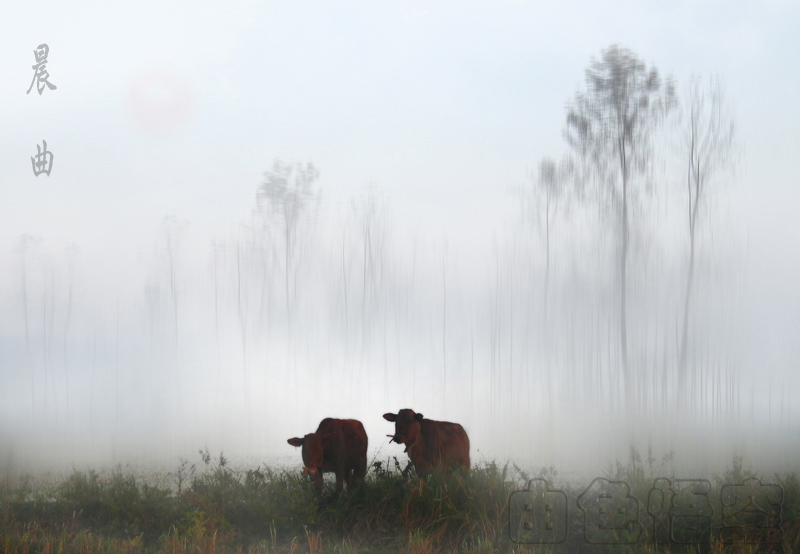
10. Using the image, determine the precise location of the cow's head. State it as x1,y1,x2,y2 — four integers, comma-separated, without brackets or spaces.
383,409,424,452
287,433,324,490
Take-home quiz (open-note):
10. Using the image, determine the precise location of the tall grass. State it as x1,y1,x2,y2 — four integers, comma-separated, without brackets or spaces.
1,451,797,553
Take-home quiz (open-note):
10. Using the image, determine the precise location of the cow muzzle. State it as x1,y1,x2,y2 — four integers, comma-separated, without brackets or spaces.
301,466,318,476
388,434,411,452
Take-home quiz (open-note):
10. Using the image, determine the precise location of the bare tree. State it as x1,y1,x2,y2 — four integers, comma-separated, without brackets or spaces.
18,235,40,418
341,230,349,354
63,244,77,423
235,230,248,374
151,216,186,446
41,255,55,419
256,160,320,332
144,279,160,361
442,241,447,409
159,217,183,357
565,44,675,410
352,185,387,350
210,240,224,408
233,226,253,405
526,155,574,325
677,76,736,406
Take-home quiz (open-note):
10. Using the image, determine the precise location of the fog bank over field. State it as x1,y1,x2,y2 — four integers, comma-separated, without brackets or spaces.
1,1,799,481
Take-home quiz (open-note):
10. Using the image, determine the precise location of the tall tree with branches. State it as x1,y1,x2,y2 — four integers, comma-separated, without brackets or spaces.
677,76,736,406
565,44,675,410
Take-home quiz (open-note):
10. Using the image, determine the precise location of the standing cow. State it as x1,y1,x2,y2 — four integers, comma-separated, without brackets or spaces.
383,409,470,474
287,418,368,493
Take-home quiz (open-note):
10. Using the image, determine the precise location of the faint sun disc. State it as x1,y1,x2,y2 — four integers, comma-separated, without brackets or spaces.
128,68,193,137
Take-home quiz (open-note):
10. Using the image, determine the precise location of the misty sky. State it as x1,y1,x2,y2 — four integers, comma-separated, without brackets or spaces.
1,1,799,475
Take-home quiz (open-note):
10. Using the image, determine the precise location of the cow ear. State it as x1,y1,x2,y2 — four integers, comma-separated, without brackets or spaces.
287,437,304,447
383,413,397,422
414,413,424,421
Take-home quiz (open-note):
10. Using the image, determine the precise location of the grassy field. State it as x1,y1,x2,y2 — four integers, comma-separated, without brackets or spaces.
1,450,798,554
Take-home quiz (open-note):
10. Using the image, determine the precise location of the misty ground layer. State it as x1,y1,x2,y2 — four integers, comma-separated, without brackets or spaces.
1,451,798,554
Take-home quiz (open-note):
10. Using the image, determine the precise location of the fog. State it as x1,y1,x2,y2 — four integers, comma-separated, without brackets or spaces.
1,1,799,482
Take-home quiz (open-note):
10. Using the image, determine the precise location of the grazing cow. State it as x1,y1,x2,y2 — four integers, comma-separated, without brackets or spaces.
383,409,470,474
287,418,368,493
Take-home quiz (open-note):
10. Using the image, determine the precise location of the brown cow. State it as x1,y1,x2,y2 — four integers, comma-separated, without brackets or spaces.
383,409,470,474
287,418,368,493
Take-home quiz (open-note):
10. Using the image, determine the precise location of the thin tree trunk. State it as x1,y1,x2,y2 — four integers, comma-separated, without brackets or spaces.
619,143,631,413
213,244,221,412
90,324,96,429
236,238,250,451
167,230,180,432
22,247,33,419
544,192,550,336
284,205,291,333
361,223,369,350
342,235,349,353
470,319,474,419
679,232,697,405
442,247,446,409
63,249,74,424
115,303,120,433
679,129,702,407
42,269,49,419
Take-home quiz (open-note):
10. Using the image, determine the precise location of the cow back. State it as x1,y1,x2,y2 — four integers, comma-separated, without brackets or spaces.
417,418,470,472
316,418,368,470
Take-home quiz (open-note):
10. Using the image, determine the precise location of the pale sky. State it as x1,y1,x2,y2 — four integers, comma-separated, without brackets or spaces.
2,0,798,249
1,0,799,474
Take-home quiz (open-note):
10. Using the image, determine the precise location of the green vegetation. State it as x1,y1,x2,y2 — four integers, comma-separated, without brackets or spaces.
1,451,797,553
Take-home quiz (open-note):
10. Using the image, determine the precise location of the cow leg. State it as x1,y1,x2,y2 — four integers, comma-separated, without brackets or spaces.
344,467,354,490
313,472,324,496
335,461,345,493
353,460,366,484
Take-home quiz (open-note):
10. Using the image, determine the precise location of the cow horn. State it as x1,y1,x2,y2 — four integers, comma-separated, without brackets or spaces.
301,466,317,475
386,434,396,443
